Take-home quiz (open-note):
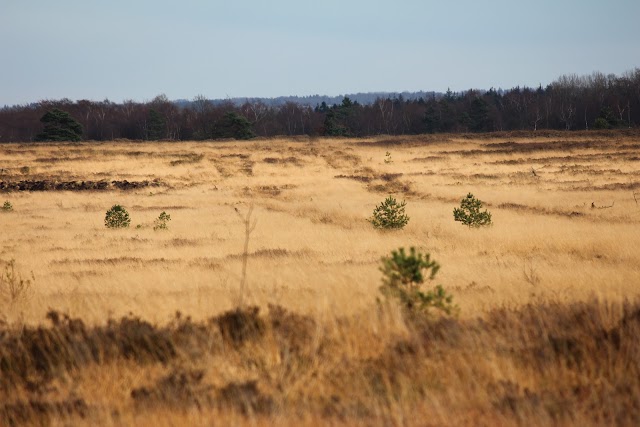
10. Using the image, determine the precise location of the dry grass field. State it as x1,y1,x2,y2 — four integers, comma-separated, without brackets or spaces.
1,132,640,425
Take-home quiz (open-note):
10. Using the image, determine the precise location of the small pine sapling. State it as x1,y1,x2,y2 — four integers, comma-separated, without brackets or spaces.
379,247,456,316
104,205,131,228
453,193,492,228
153,211,171,230
370,196,409,229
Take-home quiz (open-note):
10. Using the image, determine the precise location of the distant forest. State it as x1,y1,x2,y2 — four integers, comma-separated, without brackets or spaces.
1,69,639,142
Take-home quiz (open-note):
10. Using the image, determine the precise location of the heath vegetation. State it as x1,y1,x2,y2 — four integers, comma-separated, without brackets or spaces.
0,131,639,425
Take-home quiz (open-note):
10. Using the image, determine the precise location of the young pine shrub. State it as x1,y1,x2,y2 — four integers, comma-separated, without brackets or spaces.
153,211,171,231
2,201,13,212
104,205,131,229
453,193,492,228
379,247,456,317
369,196,409,229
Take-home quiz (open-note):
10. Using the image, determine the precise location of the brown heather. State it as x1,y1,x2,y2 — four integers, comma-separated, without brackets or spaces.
0,132,639,425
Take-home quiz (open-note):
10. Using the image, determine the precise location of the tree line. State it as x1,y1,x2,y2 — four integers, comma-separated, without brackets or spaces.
1,69,639,142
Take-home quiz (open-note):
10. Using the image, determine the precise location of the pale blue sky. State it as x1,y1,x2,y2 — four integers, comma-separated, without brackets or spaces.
1,0,639,105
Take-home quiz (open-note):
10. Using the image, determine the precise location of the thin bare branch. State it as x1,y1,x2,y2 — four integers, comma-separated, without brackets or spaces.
234,204,257,308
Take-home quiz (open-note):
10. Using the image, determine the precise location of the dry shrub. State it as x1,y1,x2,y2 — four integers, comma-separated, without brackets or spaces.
131,368,212,409
214,306,266,346
0,301,639,425
267,304,316,355
0,311,178,391
218,380,274,415
0,398,89,426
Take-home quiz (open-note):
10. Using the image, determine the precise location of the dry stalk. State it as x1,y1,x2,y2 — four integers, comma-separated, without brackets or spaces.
234,205,257,308
523,258,540,287
0,259,34,303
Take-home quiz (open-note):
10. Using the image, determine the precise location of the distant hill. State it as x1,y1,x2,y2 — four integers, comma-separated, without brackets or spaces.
173,91,444,108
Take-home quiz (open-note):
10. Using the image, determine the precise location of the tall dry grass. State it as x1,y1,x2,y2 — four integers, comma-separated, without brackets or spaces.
0,133,639,425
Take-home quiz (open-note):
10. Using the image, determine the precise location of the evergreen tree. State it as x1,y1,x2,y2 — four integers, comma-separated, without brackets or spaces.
147,109,166,140
35,109,83,142
594,106,620,129
469,97,490,132
316,101,329,113
424,104,441,133
212,112,255,140
444,88,455,101
323,97,354,136
438,99,457,132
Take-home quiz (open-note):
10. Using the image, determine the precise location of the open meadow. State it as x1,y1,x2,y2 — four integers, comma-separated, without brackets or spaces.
1,132,640,425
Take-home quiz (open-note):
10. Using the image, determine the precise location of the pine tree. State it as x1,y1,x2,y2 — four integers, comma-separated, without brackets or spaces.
469,98,490,132
35,109,83,142
453,193,492,228
369,196,409,229
212,112,255,140
424,104,441,133
323,97,354,136
147,109,166,140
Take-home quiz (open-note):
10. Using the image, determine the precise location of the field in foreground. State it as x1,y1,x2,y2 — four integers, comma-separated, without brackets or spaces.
1,132,639,425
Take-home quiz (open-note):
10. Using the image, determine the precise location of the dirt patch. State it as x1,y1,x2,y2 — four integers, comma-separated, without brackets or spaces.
411,155,446,162
322,150,361,169
497,202,586,218
243,184,296,197
263,156,301,166
169,153,204,166
50,257,182,266
220,153,250,159
358,134,448,147
34,156,90,163
334,174,373,183
367,180,413,195
212,155,255,177
334,170,414,196
335,172,403,184
586,181,640,191
445,139,621,157
0,179,162,192
471,173,500,179
481,139,614,153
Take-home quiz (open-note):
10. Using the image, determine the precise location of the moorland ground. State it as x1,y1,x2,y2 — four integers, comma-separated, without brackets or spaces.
1,132,639,425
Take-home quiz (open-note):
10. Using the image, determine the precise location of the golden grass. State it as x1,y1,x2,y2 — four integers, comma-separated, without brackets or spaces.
1,135,639,322
1,133,639,425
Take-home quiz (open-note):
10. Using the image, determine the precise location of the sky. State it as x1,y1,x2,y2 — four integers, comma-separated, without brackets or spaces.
1,0,639,106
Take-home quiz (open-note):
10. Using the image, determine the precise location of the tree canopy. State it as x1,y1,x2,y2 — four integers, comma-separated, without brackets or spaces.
35,109,83,142
2,68,639,142
211,112,255,140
